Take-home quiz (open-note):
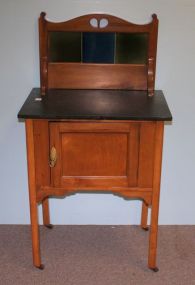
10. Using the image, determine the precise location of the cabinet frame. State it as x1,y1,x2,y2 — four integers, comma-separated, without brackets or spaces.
26,118,164,270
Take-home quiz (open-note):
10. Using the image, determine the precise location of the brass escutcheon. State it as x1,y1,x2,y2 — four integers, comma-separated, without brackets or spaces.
49,146,57,167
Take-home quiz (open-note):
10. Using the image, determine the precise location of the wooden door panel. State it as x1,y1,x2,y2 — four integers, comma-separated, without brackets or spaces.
49,122,139,188
61,133,127,176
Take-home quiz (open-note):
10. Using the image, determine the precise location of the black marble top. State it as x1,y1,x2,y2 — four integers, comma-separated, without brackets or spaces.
18,88,172,121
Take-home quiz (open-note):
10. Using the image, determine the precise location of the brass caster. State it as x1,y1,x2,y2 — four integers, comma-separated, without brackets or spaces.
36,264,45,270
150,267,159,272
142,226,149,231
45,224,53,229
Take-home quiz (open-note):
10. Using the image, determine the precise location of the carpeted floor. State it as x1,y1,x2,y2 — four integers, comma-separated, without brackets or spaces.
0,225,194,285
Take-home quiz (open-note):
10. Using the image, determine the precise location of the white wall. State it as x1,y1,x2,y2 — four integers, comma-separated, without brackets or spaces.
0,0,195,225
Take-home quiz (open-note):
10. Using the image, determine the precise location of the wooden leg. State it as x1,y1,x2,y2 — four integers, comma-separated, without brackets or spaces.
42,198,53,229
141,202,149,231
26,119,43,269
30,199,43,269
148,122,164,272
148,203,160,272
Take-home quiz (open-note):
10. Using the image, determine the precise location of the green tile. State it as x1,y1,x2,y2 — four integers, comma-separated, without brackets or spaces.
48,32,81,62
115,33,148,64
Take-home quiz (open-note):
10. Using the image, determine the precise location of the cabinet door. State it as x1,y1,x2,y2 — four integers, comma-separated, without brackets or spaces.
49,122,139,188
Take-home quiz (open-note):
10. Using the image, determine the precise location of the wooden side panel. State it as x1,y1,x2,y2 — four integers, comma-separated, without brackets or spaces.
127,124,139,186
33,120,50,188
138,122,156,187
50,122,139,188
48,63,147,90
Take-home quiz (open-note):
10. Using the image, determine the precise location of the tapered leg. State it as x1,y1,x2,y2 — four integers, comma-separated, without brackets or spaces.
148,122,164,271
141,202,149,231
42,198,53,229
148,201,160,271
26,119,43,269
29,198,43,269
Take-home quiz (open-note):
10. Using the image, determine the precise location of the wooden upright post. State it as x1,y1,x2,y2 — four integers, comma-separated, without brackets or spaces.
25,119,43,269
148,122,164,271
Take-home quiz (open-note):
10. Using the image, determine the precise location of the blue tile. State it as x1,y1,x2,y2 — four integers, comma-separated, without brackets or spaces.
82,32,115,63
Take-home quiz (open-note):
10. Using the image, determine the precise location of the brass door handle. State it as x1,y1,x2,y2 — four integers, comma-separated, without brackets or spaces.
49,146,57,167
